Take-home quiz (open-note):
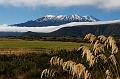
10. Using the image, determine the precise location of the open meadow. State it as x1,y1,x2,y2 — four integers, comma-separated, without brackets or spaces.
0,39,87,49
0,39,90,55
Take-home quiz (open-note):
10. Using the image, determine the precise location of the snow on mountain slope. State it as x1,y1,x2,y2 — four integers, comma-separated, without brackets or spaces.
36,14,99,22
1,20,120,33
12,14,100,27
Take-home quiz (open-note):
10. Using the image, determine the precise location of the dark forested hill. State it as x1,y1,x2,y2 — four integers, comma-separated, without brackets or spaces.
22,22,120,37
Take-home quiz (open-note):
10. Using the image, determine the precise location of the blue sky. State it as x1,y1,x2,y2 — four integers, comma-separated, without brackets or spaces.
0,0,120,24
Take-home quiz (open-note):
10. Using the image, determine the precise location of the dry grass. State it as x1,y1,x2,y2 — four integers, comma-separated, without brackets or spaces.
0,48,51,55
41,33,120,79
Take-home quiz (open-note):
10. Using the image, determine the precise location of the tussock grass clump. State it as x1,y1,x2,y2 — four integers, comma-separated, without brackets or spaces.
41,33,120,79
105,36,118,54
41,69,58,79
49,57,91,79
93,40,105,56
78,46,95,67
84,33,97,44
50,56,64,66
98,35,107,43
105,70,112,79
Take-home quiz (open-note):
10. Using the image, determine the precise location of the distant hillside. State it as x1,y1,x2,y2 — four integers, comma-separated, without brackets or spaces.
0,32,22,37
22,22,120,37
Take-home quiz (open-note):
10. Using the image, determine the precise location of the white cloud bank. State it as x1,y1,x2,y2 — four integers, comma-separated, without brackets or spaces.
0,0,120,10
0,24,61,33
0,20,120,33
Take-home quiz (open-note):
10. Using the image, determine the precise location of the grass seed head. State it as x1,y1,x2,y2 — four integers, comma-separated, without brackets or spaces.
72,63,86,79
98,35,107,43
106,70,112,79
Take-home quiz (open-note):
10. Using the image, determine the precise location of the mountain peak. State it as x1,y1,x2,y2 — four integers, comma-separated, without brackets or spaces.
39,14,99,22
82,15,100,22
12,14,100,27
45,15,56,17
71,14,81,17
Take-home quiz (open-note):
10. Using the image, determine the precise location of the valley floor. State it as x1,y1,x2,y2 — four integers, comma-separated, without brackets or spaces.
0,38,90,55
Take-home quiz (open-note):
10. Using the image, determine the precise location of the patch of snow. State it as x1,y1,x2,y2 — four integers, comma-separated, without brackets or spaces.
36,14,99,22
45,15,56,17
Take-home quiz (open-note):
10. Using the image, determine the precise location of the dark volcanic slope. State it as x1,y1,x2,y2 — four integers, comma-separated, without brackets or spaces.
22,22,120,37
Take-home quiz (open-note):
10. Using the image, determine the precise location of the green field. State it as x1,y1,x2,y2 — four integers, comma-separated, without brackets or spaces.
0,39,89,50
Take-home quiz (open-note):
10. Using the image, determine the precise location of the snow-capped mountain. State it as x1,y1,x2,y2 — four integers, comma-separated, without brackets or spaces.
12,14,100,27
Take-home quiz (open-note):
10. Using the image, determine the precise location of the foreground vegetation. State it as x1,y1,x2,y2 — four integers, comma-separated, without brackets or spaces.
0,34,120,79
